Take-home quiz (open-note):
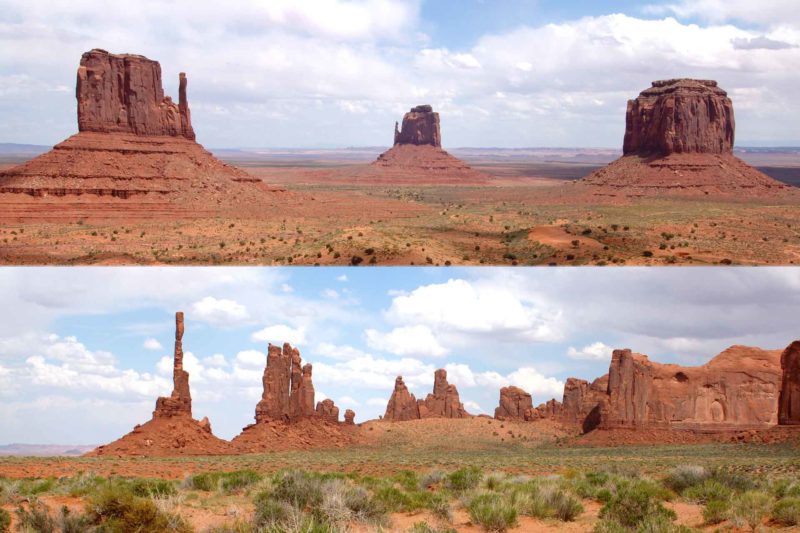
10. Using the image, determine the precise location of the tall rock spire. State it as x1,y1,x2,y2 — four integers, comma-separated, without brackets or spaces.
153,311,192,418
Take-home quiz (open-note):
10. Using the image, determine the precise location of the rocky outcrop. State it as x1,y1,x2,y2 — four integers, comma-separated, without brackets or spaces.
344,409,356,425
77,49,195,140
779,341,800,425
623,79,733,156
256,343,316,423
384,376,420,421
394,105,441,147
384,370,471,421
315,399,340,423
418,369,471,419
153,312,192,418
531,399,563,420
494,386,534,421
580,79,789,196
560,376,607,432
598,346,782,429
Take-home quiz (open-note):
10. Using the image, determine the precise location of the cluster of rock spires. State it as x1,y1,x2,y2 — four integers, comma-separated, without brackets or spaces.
495,341,800,432
581,79,788,196
91,313,355,457
383,369,470,421
0,49,275,213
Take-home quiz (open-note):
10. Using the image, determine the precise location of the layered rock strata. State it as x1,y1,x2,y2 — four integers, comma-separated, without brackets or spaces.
394,105,441,147
779,341,800,425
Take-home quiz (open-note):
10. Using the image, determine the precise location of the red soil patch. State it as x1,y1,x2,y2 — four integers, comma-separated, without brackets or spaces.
231,418,360,453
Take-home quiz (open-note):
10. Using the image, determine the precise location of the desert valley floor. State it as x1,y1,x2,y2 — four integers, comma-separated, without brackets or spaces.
1,147,799,266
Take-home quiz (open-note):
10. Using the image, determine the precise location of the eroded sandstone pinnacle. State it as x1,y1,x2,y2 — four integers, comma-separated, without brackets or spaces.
384,369,470,421
779,341,800,425
153,311,192,418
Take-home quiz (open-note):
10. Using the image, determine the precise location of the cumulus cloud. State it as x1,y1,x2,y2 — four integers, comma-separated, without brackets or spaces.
191,297,250,327
250,324,306,345
567,342,614,361
364,325,448,357
143,338,163,351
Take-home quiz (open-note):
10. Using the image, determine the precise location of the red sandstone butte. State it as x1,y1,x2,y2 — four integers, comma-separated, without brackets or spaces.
364,105,490,184
255,343,316,422
580,79,789,196
0,49,279,215
384,369,471,421
87,312,230,456
494,386,534,421
316,398,340,423
779,341,800,425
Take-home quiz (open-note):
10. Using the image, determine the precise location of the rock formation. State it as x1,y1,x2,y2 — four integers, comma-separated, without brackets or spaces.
153,312,192,418
76,49,195,140
315,399,340,423
88,312,230,456
580,79,789,196
344,409,356,425
384,376,420,421
779,341,800,425
394,105,441,148
384,370,471,421
531,399,563,420
560,376,607,432
0,49,280,215
360,105,490,184
494,386,534,421
255,343,316,422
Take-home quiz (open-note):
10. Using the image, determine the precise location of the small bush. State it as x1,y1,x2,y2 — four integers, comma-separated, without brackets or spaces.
729,490,771,531
599,481,676,528
270,471,324,509
57,505,93,533
446,467,482,492
702,499,729,525
15,500,56,533
683,479,732,504
220,470,261,493
86,485,192,533
468,492,518,532
252,493,292,527
128,478,177,498
0,508,10,533
710,469,758,492
663,465,707,493
409,523,458,533
772,497,800,526
186,472,222,491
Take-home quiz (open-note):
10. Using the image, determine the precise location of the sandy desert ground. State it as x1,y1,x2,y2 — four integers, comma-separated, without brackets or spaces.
1,148,799,266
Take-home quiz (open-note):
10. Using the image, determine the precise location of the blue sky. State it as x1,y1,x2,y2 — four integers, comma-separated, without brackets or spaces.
1,267,799,444
0,0,798,148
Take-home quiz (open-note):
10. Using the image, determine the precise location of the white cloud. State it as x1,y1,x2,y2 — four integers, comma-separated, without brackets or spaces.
469,367,564,398
280,283,294,293
365,325,448,357
202,353,229,367
337,275,348,282
367,397,387,407
191,297,250,327
313,342,371,361
464,400,484,413
235,350,266,368
567,341,614,361
322,289,340,299
251,324,307,345
443,363,476,387
314,354,435,390
646,0,800,27
143,338,163,351
338,395,360,406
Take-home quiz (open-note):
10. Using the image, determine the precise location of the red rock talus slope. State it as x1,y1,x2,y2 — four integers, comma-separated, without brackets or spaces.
779,341,800,425
232,343,354,452
0,49,281,219
580,79,790,197
88,312,231,456
357,105,490,184
384,369,471,421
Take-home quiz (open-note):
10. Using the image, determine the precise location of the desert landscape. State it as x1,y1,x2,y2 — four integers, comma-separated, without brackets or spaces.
1,51,799,266
1,311,799,532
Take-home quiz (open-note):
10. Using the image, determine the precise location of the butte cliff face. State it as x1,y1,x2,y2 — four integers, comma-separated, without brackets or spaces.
88,312,230,456
76,49,195,140
779,341,800,425
393,105,441,148
255,343,318,422
581,79,788,196
384,369,470,421
0,49,279,215
494,386,534,421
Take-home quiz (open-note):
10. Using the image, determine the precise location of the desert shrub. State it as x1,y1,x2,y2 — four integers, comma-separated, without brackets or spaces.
419,470,446,490
445,467,482,492
770,479,800,499
663,465,708,493
0,508,10,533
467,492,518,532
702,499,730,525
635,514,694,532
252,493,292,527
220,470,261,493
59,473,106,497
511,481,582,521
390,470,419,492
86,485,192,533
772,497,800,526
128,478,177,498
16,477,56,496
729,490,772,531
593,520,628,533
599,481,676,529
408,523,458,533
316,479,385,527
270,471,324,509
15,499,56,533
205,521,254,533
683,479,732,504
548,489,584,521
709,469,758,492
57,505,94,533
185,471,223,492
